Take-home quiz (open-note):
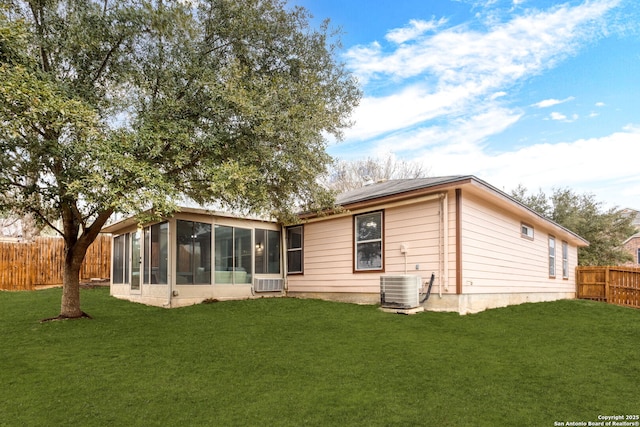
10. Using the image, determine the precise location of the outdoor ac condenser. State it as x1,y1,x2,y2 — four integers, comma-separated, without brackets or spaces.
380,275,421,309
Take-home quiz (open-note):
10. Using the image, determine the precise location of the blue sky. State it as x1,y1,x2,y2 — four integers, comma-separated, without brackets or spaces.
293,0,640,209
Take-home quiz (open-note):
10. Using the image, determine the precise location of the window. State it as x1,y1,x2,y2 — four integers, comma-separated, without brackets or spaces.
638,248,640,264
521,223,534,240
355,211,383,271
562,241,569,279
143,222,168,284
176,220,212,284
549,236,556,278
255,229,281,274
214,225,252,284
112,233,130,284
131,230,141,290
286,226,303,274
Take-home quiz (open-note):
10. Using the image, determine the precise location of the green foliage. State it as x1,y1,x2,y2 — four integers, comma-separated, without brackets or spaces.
1,0,359,224
1,288,639,426
512,185,636,265
0,0,360,314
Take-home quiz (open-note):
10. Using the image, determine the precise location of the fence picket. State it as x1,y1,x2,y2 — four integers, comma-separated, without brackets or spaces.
0,235,111,291
576,266,640,309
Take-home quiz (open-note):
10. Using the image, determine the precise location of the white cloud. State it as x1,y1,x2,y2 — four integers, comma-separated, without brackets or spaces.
532,96,575,108
550,112,567,121
366,105,522,155
333,0,634,208
548,112,578,122
345,83,477,141
346,0,618,83
408,125,640,209
343,0,619,141
385,18,448,44
595,102,606,107
492,127,640,207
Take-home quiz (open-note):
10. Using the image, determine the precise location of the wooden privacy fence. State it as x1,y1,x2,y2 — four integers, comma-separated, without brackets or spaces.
0,234,111,291
576,266,640,309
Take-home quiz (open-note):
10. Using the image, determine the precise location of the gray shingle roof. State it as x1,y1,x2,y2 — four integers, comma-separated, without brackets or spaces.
333,174,588,246
336,175,471,206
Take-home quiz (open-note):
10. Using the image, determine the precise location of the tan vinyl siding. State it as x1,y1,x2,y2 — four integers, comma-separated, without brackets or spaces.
446,192,458,293
287,196,457,294
385,199,442,275
287,216,358,292
460,192,577,294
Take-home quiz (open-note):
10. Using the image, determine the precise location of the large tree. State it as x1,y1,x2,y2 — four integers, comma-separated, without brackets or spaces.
511,185,636,265
322,156,430,193
0,0,360,318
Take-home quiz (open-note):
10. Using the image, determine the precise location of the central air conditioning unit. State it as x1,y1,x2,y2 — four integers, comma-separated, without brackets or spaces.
253,278,284,292
380,275,421,309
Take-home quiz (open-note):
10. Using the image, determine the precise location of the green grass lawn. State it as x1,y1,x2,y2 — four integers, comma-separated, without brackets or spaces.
1,288,639,426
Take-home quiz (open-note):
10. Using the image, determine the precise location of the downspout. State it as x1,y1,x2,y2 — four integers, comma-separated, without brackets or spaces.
282,224,288,294
165,220,173,308
455,188,462,295
438,194,443,298
443,192,449,295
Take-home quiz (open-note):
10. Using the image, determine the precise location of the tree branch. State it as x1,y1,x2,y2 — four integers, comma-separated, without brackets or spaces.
92,35,125,84
28,1,51,73
30,207,64,237
70,201,86,232
84,207,114,241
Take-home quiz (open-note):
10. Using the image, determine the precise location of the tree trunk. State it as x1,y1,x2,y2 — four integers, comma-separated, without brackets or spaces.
60,246,87,318
55,207,113,319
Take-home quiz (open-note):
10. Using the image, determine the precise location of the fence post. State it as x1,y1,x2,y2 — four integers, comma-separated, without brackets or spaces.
27,242,34,290
604,266,610,303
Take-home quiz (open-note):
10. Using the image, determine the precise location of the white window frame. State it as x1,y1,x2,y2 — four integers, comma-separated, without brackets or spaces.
143,222,169,285
562,241,569,279
112,233,130,284
521,223,534,240
549,236,556,278
176,220,212,285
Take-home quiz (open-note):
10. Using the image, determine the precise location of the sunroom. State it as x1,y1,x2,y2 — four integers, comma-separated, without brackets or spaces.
103,208,284,307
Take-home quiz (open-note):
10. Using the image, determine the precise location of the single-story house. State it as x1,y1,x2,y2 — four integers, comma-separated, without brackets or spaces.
621,208,640,266
103,175,589,314
623,233,640,266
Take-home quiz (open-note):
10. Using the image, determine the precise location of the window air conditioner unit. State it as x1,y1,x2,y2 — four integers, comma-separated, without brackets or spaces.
380,275,421,309
253,278,284,292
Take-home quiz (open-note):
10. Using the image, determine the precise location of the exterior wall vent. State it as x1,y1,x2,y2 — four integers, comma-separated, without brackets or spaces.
380,275,421,309
253,278,284,292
